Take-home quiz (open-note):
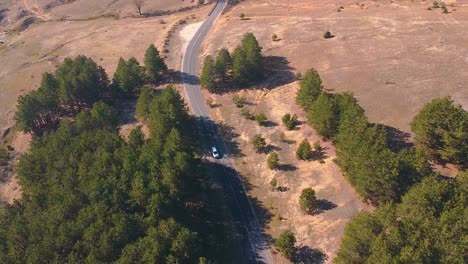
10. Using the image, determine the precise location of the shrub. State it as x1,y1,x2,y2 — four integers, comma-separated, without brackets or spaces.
255,113,268,126
240,108,254,120
299,188,318,214
323,31,333,39
433,1,439,8
275,230,296,260
294,72,303,81
272,34,279,41
296,139,312,160
270,178,278,191
206,98,214,108
314,141,322,152
267,152,280,170
240,13,246,20
278,132,287,143
282,113,298,130
251,134,267,153
232,94,247,108
441,6,448,13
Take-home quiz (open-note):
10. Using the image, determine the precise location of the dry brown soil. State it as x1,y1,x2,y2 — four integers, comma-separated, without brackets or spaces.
199,0,467,262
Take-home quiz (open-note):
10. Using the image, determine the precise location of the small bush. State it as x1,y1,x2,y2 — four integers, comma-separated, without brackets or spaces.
279,132,287,143
240,13,246,20
255,113,268,126
251,134,267,153
323,31,333,39
232,94,247,108
206,98,214,108
275,230,296,260
299,187,318,214
441,6,448,13
432,1,439,8
313,141,322,152
294,72,303,81
282,113,298,130
267,152,280,170
296,139,312,160
270,178,278,191
272,34,279,41
240,108,254,120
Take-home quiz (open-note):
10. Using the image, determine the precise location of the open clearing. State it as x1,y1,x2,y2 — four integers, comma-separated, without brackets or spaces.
200,0,467,262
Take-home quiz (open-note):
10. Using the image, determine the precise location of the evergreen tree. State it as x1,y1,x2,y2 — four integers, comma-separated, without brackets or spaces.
232,46,249,86
240,32,264,81
299,188,318,214
55,55,109,110
136,87,156,120
113,57,144,93
144,44,167,83
282,113,298,130
200,55,217,93
296,68,323,110
215,48,232,81
410,96,467,166
307,93,339,139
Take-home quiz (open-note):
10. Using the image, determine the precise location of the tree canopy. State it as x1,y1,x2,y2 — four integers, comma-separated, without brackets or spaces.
336,175,467,263
113,57,144,93
296,68,323,110
144,44,167,83
410,96,467,167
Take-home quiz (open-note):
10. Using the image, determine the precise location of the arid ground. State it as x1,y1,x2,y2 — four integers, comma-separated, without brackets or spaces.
199,0,467,262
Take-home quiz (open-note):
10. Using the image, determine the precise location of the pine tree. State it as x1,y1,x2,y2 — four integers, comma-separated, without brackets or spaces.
232,46,248,86
200,55,217,93
215,48,232,81
144,44,167,83
296,139,312,160
113,57,144,93
267,152,280,170
241,32,264,81
296,68,323,110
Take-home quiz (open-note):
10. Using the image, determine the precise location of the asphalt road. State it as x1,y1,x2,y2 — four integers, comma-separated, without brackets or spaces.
181,1,274,263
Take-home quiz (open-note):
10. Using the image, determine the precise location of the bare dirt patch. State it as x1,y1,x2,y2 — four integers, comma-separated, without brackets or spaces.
204,84,372,262
203,0,468,133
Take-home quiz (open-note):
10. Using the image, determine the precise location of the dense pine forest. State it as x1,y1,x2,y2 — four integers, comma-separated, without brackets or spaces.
1,46,225,263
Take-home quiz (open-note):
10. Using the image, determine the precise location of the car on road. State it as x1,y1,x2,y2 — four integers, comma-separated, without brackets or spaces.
211,146,220,159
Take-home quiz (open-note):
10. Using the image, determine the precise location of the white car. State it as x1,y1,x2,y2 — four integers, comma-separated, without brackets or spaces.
211,146,220,159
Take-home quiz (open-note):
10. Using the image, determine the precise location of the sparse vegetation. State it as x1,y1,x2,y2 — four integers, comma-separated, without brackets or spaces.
232,94,247,108
270,178,278,191
251,134,267,153
275,230,296,260
240,108,254,120
314,141,322,152
267,152,280,170
296,139,312,160
240,13,246,20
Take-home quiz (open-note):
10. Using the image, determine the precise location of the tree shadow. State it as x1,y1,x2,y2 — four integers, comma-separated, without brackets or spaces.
278,164,298,172
265,144,282,153
262,56,296,90
261,121,278,128
316,199,337,212
205,161,274,261
380,124,413,152
310,148,328,161
276,186,289,192
295,246,328,264
194,116,245,158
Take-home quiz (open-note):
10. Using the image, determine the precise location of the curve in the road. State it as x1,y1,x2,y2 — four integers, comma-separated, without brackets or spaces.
181,1,274,263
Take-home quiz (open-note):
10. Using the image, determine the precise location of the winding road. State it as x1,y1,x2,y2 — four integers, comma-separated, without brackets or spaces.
181,1,274,263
